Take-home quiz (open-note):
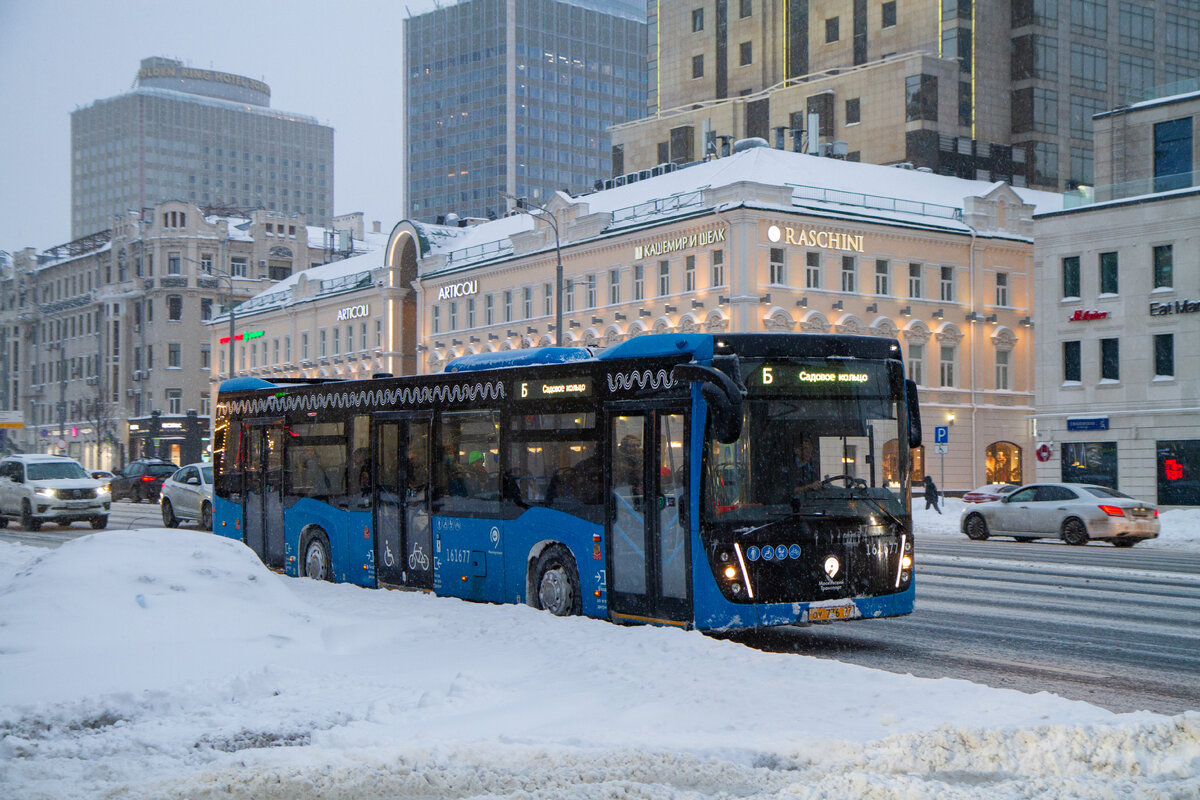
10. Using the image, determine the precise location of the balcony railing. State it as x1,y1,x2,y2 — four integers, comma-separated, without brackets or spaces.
1063,170,1199,208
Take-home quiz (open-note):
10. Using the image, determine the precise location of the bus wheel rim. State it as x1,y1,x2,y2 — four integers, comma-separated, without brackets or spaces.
539,568,570,615
305,542,326,578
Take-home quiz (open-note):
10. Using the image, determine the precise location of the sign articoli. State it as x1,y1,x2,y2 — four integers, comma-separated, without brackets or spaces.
438,280,478,301
634,227,726,260
337,303,370,321
767,224,864,253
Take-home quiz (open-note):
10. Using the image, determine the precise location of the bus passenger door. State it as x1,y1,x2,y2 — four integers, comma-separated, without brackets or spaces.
373,414,433,589
607,409,691,626
243,422,286,570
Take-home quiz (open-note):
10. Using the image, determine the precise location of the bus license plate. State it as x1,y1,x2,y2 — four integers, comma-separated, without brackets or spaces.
809,604,855,622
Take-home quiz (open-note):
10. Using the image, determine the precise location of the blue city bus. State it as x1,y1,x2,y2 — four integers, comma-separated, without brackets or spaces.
212,332,922,630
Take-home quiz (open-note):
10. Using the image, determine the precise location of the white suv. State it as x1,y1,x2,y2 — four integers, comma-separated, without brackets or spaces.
0,454,110,531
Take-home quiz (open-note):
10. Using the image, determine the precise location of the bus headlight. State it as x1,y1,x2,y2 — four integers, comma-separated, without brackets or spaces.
723,564,738,580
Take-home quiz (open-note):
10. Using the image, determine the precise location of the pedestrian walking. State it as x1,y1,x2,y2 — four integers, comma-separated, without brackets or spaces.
923,475,941,514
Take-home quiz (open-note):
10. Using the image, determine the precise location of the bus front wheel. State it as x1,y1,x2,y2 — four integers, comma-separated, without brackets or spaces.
301,530,332,581
533,545,580,617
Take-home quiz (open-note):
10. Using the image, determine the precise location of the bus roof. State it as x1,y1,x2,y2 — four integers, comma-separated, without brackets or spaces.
443,347,593,373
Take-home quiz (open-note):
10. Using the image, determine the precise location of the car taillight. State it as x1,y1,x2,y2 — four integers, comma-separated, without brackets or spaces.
141,475,156,482
1098,505,1125,517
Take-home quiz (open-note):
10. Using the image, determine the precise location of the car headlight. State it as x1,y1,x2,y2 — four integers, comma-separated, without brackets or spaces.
98,484,111,495
35,487,57,498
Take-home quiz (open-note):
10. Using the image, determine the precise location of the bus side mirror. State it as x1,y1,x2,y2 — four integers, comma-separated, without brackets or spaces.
671,362,744,444
906,379,922,449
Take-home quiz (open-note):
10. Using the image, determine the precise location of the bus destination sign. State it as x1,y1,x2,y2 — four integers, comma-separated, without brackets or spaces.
750,365,872,388
514,377,593,401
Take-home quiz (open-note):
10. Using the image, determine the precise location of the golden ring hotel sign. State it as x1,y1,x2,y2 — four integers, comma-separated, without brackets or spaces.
634,226,726,260
767,224,865,252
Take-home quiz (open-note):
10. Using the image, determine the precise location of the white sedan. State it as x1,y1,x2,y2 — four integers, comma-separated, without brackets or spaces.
160,463,213,530
960,483,1159,547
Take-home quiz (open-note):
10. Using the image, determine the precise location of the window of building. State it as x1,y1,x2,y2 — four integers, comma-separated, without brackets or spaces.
1030,141,1059,186
167,295,183,321
1070,43,1107,93
1070,94,1107,139
846,98,861,124
1099,251,1119,295
200,298,213,321
586,274,597,308
711,250,725,287
200,345,211,370
564,278,575,313
939,266,955,301
939,345,956,387
806,252,821,289
841,256,856,292
995,348,1010,390
739,41,753,66
1062,441,1117,488
504,290,513,322
905,74,938,121
634,264,645,300
654,261,668,296
250,342,257,369
230,257,248,277
168,253,181,275
1119,2,1155,49
882,1,897,27
1154,118,1193,192
286,336,292,362
167,389,182,415
692,8,704,32
1153,244,1174,289
168,343,181,368
1070,146,1095,187
908,263,923,298
908,343,924,385
692,55,704,79
826,17,840,43
1100,337,1120,381
685,256,696,292
484,295,494,326
1157,440,1200,504
996,272,1009,306
466,300,475,330
1012,86,1059,133
1166,12,1200,59
1064,340,1081,382
740,0,752,18
875,259,890,295
1118,53,1155,99
1013,0,1058,27
1155,333,1174,378
769,248,787,285
333,325,341,354
609,269,621,304
523,287,533,320
1070,0,1107,38
1062,255,1081,298
301,332,309,361
944,26,973,72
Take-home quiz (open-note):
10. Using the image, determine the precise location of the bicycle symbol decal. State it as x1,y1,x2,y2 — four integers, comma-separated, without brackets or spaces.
408,543,430,571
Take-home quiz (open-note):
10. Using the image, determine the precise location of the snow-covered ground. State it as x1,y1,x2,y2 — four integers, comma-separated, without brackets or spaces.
0,517,1197,798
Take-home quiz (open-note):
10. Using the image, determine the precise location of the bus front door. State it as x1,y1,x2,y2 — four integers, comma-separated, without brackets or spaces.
243,422,285,570
607,409,691,626
373,414,433,589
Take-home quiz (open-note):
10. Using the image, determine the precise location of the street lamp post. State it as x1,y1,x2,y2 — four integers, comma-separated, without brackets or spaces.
502,192,563,347
208,270,237,381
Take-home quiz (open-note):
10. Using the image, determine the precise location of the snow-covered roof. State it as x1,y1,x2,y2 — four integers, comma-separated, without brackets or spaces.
416,146,1064,274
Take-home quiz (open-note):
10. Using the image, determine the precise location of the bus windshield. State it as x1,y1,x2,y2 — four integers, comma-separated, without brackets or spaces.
707,358,908,525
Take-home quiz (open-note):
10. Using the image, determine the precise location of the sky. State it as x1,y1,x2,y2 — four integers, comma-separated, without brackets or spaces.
0,0,444,255
1,504,1198,798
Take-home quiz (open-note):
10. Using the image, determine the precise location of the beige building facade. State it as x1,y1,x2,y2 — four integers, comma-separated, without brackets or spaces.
381,145,1056,492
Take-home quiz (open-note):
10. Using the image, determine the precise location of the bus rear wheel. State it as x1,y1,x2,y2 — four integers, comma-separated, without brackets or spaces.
301,531,332,581
533,545,580,617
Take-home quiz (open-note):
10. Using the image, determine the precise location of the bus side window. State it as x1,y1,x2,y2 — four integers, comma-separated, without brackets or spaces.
435,410,500,515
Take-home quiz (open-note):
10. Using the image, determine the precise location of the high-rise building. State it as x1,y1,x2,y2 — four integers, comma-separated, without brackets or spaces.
612,1,1200,192
403,0,647,222
71,57,334,239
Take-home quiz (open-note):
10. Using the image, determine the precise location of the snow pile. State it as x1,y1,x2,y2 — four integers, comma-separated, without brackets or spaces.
0,530,1196,799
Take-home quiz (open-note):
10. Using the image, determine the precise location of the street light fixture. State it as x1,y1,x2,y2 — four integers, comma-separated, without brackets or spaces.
500,191,563,346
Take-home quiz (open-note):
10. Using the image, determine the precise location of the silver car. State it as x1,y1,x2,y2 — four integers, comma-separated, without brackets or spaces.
159,462,213,530
960,482,1159,547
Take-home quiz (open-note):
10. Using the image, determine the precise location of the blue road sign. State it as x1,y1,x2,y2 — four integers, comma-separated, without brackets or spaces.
934,426,949,444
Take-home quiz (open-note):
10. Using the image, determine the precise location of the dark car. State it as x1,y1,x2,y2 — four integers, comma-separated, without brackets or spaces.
109,458,180,503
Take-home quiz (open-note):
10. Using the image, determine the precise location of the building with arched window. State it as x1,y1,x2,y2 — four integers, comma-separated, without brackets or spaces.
383,143,1060,491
